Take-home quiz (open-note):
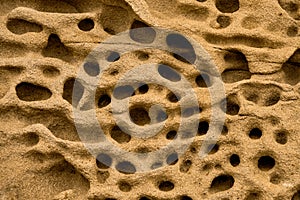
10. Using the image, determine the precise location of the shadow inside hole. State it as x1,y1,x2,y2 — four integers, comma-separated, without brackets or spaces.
196,74,212,87
62,78,84,107
166,130,177,140
258,156,275,171
210,174,234,192
130,107,151,126
16,82,52,102
197,121,209,135
229,154,240,167
249,128,262,139
78,18,94,31
221,95,240,115
137,83,149,94
110,125,131,143
98,94,111,108
275,131,288,144
158,181,174,191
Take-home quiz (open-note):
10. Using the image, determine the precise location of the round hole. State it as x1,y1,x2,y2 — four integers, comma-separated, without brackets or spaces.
96,153,112,169
137,51,149,61
130,107,150,126
230,154,240,167
98,94,111,108
221,95,240,115
116,161,136,174
158,181,174,191
292,190,300,200
258,156,275,171
275,131,288,144
107,51,120,62
249,128,262,139
215,0,239,13
180,195,193,200
208,144,219,154
138,84,149,94
78,18,94,31
221,125,228,135
217,15,231,28
287,26,298,37
118,181,132,192
166,152,178,165
84,61,100,76
166,130,177,140
24,132,39,146
197,121,209,135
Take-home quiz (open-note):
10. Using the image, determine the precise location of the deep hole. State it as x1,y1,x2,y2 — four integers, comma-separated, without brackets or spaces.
292,190,300,200
265,92,281,106
84,61,100,76
197,0,207,2
222,125,228,135
96,153,112,169
63,78,84,107
158,181,174,192
158,64,181,82
6,18,43,35
16,82,52,102
180,196,193,200
107,51,120,62
166,33,196,64
137,51,150,60
42,34,72,61
78,18,94,31
129,20,156,44
138,84,149,94
275,131,288,145
167,92,179,103
215,0,240,13
208,144,219,154
156,109,168,122
180,160,192,173
270,173,281,184
116,161,136,174
196,74,212,87
110,126,131,143
167,152,178,165
24,132,39,146
217,15,231,28
221,95,240,115
197,121,209,136
258,156,275,171
113,85,135,100
98,94,111,108
249,128,262,139
166,130,177,140
104,28,116,35
130,107,151,126
139,197,152,200
118,181,131,192
229,154,240,167
210,174,234,192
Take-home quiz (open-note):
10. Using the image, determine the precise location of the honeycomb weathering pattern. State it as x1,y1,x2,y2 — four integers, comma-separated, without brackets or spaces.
0,0,299,200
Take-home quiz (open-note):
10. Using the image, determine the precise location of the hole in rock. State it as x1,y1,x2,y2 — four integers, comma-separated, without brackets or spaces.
98,94,111,108
130,107,151,126
197,121,209,136
166,130,177,140
167,92,179,103
210,174,234,192
42,34,72,61
118,181,132,192
137,83,149,94
287,26,298,37
158,64,181,82
96,153,112,169
230,154,240,167
166,33,196,64
110,125,131,143
258,156,275,171
215,0,240,13
158,181,174,191
221,95,240,115
249,128,262,139
180,196,193,200
63,78,84,107
16,82,52,101
196,74,212,87
130,20,156,44
217,15,231,28
116,161,136,174
7,19,42,35
23,132,39,146
97,171,110,183
275,131,288,144
78,18,94,31
180,160,192,173
292,190,300,200
42,66,60,77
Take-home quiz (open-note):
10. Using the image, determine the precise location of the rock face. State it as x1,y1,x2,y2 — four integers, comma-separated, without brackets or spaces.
0,0,299,200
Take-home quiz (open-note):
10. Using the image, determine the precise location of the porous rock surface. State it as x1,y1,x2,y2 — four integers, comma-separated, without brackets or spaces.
0,0,299,200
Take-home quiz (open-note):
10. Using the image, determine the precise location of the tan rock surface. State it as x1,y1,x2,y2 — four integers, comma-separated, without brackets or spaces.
0,0,299,199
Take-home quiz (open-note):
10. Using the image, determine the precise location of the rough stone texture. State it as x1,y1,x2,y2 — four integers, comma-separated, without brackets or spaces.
0,0,299,200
